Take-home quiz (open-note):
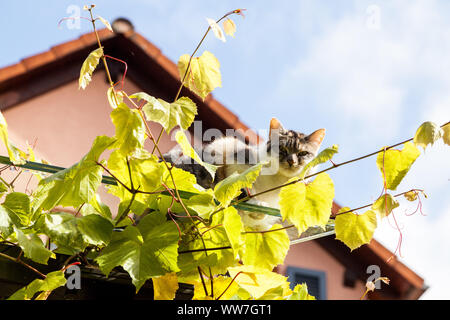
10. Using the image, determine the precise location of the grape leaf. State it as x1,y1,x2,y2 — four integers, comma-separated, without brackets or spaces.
414,121,443,151
111,103,146,156
371,193,399,218
227,265,289,299
3,192,32,226
0,111,26,165
15,228,54,265
241,223,290,270
152,272,179,300
376,142,420,191
299,144,339,178
107,149,165,202
77,214,114,246
193,275,239,300
214,164,262,206
279,173,335,235
177,51,222,100
95,212,180,292
206,18,226,42
289,284,316,300
37,212,87,254
7,271,66,300
442,123,450,146
0,205,22,237
217,206,244,258
335,208,378,251
32,136,116,212
135,93,197,134
223,18,236,37
175,130,217,178
79,47,103,89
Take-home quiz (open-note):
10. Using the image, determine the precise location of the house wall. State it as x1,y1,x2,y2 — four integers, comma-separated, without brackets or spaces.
0,70,177,213
278,240,367,300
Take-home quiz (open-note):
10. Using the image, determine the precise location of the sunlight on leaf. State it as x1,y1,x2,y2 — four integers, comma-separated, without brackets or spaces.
376,142,420,191
79,47,103,89
413,121,443,151
335,208,377,251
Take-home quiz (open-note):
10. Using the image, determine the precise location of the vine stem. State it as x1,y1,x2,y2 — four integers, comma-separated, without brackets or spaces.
151,9,244,154
0,251,46,279
242,188,424,235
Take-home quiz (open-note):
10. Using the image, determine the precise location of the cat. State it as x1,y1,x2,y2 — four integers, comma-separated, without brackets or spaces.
163,118,325,239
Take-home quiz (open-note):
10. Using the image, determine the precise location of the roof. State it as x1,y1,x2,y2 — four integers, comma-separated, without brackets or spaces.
0,27,260,145
0,26,426,299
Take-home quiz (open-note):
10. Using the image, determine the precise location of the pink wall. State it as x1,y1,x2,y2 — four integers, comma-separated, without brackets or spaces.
1,70,177,213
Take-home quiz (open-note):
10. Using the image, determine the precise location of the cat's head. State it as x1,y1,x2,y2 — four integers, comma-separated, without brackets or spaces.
266,118,325,177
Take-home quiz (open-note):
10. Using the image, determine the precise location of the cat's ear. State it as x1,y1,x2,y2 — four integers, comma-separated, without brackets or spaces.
269,118,285,136
307,128,326,147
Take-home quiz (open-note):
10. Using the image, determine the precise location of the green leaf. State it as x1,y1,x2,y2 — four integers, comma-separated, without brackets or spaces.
77,214,114,246
37,212,86,254
376,142,420,191
8,270,66,300
107,149,165,202
134,92,197,133
79,47,103,89
177,51,222,100
214,164,262,206
335,208,378,251
32,136,116,211
279,173,335,235
3,192,32,226
185,192,217,218
241,224,290,270
414,121,443,151
15,228,54,265
95,212,180,292
0,111,26,165
175,130,217,178
111,103,146,156
0,206,21,237
299,144,339,178
371,194,399,218
219,206,244,257
0,179,9,194
442,123,450,146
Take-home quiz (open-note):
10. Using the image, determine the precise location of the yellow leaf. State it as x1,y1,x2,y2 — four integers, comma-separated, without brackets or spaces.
335,208,378,251
371,193,399,218
177,51,222,100
376,142,420,191
227,265,289,299
223,18,236,37
152,272,179,300
79,47,103,90
442,123,450,146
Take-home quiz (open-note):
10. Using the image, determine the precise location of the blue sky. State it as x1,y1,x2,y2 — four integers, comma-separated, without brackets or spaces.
1,1,450,299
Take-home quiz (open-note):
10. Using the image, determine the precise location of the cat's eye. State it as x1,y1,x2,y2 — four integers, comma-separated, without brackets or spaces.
297,151,310,157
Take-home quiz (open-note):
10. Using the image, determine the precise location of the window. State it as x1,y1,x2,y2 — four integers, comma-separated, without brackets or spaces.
286,266,327,300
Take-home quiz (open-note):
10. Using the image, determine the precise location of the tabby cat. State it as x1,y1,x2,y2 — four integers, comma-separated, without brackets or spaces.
163,118,325,238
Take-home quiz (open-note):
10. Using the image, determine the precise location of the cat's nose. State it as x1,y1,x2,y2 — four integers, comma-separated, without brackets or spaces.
287,157,294,167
